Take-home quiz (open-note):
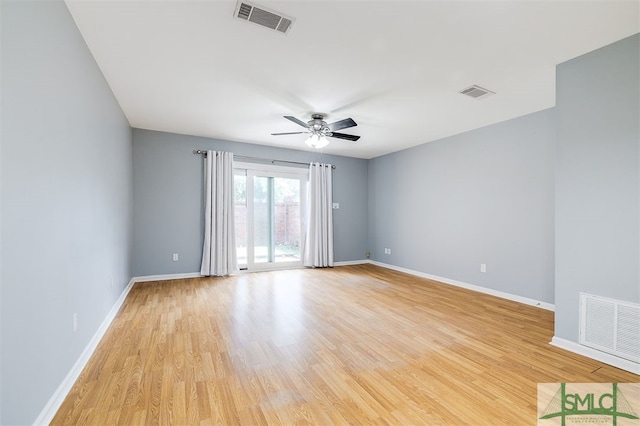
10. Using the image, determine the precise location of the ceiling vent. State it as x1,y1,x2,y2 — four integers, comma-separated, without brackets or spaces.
460,85,495,100
234,1,294,35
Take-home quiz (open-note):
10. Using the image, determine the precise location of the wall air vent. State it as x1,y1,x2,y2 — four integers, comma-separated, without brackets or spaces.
580,293,640,363
234,0,294,35
460,85,495,100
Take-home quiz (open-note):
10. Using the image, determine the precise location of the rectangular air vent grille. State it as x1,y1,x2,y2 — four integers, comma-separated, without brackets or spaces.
460,85,495,100
579,293,640,363
237,3,252,20
234,1,294,34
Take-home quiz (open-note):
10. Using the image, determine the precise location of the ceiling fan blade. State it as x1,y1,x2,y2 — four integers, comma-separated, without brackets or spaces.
328,118,357,132
283,116,309,128
271,132,308,136
329,132,360,141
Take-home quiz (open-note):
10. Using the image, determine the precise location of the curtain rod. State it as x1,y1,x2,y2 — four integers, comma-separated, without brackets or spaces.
194,150,336,169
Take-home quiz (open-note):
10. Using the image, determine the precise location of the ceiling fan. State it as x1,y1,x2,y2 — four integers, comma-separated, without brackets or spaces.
271,113,360,149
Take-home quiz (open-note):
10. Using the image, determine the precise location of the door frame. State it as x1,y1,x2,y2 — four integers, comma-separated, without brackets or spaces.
234,162,308,271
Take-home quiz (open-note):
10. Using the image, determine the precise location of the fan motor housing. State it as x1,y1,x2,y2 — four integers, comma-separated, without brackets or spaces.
309,114,329,133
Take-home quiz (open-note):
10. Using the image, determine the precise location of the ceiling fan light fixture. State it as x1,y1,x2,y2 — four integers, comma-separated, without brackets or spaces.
273,114,359,146
305,133,329,149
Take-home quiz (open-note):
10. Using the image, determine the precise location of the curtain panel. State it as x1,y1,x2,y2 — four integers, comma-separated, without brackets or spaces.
303,162,334,267
201,150,237,276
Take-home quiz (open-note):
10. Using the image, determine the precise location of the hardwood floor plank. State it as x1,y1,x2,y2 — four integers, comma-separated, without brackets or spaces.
51,265,639,425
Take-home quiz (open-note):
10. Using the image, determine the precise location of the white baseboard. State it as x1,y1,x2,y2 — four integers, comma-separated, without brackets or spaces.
550,336,640,375
132,272,202,282
333,259,369,266
33,277,136,425
368,260,555,311
131,262,371,277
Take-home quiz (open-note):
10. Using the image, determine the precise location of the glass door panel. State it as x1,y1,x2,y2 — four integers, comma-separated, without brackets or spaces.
253,176,272,264
234,172,247,268
274,177,301,263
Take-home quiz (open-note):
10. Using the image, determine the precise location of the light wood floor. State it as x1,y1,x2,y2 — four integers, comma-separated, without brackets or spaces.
52,264,638,425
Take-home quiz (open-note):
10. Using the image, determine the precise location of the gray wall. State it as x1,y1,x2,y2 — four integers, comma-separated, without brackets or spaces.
1,1,133,424
555,34,640,341
368,109,556,303
133,129,369,276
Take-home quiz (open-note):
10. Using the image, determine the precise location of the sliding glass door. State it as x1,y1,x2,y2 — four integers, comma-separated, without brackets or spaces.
234,163,307,271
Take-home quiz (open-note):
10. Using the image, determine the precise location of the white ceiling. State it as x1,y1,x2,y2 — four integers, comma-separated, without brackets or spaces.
65,0,639,159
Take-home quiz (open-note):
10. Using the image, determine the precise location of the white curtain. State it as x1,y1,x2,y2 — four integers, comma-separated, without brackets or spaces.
304,162,334,267
201,150,237,276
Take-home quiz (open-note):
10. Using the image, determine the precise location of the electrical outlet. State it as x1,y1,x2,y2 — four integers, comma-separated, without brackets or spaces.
172,253,179,261
72,313,78,333
480,264,487,273
384,248,391,254
332,203,340,209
